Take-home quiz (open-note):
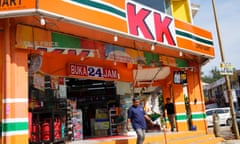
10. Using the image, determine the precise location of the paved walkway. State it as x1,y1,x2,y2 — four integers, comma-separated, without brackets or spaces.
218,139,240,144
68,130,224,144
68,126,240,144
209,126,240,143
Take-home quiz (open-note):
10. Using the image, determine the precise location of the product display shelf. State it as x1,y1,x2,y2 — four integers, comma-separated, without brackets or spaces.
66,100,74,141
109,108,123,136
29,99,67,144
29,110,65,144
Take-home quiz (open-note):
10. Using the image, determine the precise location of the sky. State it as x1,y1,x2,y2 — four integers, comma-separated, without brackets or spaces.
190,0,240,75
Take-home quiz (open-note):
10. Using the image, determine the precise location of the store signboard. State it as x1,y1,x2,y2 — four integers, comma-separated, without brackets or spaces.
126,0,176,46
224,90,237,103
68,63,119,80
0,0,35,11
37,0,213,57
219,62,233,75
7,1,215,58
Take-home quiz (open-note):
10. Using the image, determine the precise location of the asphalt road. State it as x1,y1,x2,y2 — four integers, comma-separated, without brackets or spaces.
208,126,235,140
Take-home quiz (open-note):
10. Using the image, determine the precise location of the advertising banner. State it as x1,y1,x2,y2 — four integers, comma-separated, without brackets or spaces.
15,25,97,58
173,71,187,85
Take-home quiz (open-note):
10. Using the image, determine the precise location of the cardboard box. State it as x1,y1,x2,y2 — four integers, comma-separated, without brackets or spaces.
95,129,108,136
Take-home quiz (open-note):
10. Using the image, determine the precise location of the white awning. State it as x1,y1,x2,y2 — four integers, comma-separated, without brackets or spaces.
133,67,170,84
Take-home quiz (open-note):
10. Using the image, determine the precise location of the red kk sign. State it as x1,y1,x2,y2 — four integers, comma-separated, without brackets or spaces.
126,1,177,46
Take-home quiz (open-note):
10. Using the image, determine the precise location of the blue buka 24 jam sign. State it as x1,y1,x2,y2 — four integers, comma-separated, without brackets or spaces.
68,63,118,79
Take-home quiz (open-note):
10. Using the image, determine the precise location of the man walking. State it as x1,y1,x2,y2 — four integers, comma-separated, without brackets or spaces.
126,97,154,144
164,97,176,132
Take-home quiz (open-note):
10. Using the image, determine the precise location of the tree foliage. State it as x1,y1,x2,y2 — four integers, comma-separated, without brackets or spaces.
201,67,223,83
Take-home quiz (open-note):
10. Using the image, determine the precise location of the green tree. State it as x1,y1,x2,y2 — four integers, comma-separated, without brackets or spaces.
201,67,223,83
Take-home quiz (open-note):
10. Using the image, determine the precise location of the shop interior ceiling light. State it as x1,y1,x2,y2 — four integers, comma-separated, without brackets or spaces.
179,51,183,57
40,16,46,26
114,35,118,42
80,56,85,61
151,44,155,51
113,60,117,66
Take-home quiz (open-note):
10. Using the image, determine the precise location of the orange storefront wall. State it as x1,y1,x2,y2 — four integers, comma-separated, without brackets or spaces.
1,20,29,144
0,21,4,144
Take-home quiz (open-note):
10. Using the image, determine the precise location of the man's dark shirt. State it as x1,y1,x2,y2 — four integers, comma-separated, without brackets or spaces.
128,105,146,130
165,103,175,114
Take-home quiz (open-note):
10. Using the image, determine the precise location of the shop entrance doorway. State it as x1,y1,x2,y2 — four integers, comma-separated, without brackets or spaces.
66,78,118,138
78,102,107,138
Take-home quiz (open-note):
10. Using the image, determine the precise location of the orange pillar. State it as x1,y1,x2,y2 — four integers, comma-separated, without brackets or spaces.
2,19,29,144
0,19,4,144
162,68,188,131
172,83,188,131
187,63,207,132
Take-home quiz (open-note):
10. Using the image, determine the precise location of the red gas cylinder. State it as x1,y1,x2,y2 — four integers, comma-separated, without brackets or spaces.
31,122,40,142
54,118,61,140
41,120,51,141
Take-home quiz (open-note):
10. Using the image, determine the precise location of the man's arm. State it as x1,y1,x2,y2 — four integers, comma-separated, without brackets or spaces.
144,114,154,125
126,108,132,131
126,118,131,131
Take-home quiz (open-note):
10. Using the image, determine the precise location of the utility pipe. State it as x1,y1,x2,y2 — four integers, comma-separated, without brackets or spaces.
211,0,239,138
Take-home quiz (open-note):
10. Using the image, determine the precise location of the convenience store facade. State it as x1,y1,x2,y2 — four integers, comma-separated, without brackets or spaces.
0,0,214,144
